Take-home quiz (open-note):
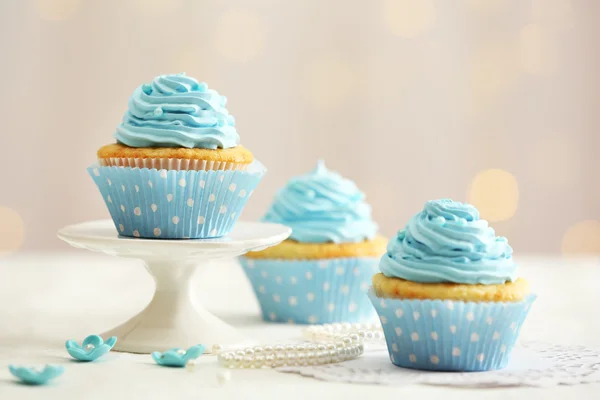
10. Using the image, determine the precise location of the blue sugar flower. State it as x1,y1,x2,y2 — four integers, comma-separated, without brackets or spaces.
9,364,64,385
152,344,206,367
65,335,117,362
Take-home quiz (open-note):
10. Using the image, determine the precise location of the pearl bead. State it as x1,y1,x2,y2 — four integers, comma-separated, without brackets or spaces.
357,330,366,338
295,344,306,352
253,346,263,354
326,343,336,351
365,331,375,340
342,337,352,346
235,350,246,357
287,352,297,365
177,349,186,355
254,355,265,367
274,345,285,353
335,341,345,349
223,354,234,363
233,355,243,367
297,353,307,365
265,354,276,367
212,344,223,354
349,333,360,343
374,331,383,340
84,344,95,351
317,344,327,352
284,344,296,352
306,344,317,352
245,349,254,356
263,345,273,353
242,356,254,368
275,353,286,366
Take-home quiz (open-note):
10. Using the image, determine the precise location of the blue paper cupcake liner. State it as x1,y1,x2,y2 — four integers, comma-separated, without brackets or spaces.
240,257,379,324
369,291,536,371
88,161,266,239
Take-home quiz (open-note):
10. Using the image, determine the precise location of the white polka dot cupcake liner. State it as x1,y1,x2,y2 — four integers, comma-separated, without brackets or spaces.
87,161,265,239
368,291,536,371
239,257,378,324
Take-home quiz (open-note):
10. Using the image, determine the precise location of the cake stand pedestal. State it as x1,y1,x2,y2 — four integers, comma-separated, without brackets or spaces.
57,219,290,354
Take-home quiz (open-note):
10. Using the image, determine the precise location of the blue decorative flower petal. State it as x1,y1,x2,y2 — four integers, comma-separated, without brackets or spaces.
82,335,104,348
9,364,64,385
65,335,117,362
152,344,206,367
105,336,118,348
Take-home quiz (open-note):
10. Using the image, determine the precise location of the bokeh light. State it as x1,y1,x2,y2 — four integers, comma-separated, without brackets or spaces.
382,0,436,38
303,56,355,110
35,0,80,21
0,207,25,255
562,220,600,255
530,136,581,187
215,10,266,63
519,24,557,76
468,169,519,222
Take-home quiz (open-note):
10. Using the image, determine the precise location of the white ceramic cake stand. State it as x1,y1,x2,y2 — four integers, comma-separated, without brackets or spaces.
57,219,291,354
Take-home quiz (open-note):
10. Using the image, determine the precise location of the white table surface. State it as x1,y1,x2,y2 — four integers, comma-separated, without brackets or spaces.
0,253,598,399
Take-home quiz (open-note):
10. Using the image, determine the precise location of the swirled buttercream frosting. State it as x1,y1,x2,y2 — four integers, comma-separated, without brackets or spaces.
114,73,239,149
380,199,517,285
262,161,378,243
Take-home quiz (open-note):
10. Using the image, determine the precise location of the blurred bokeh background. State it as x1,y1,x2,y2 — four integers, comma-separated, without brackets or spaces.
0,0,598,255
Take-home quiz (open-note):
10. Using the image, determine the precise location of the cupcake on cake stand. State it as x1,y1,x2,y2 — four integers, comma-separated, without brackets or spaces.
65,74,288,353
58,219,290,354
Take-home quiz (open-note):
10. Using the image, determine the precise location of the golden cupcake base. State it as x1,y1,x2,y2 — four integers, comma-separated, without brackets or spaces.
244,235,387,260
372,273,530,302
97,143,254,165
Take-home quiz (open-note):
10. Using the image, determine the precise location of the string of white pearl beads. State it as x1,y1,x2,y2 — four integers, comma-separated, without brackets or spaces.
217,340,364,369
303,322,383,343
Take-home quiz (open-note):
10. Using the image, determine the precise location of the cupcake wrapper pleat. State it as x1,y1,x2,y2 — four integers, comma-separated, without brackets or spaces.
369,291,536,371
87,161,265,239
98,157,248,171
239,257,379,324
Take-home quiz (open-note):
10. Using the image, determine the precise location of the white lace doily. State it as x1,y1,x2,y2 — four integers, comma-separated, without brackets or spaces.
278,341,600,387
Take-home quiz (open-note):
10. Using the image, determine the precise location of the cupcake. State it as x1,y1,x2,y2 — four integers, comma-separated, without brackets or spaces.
370,199,535,372
88,73,265,239
240,161,386,324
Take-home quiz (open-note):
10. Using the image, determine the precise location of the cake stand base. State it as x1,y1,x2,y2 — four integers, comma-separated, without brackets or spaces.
58,220,291,354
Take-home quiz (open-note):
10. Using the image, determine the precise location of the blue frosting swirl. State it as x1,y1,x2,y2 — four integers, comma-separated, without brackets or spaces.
379,199,517,284
114,73,239,149
262,161,378,243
